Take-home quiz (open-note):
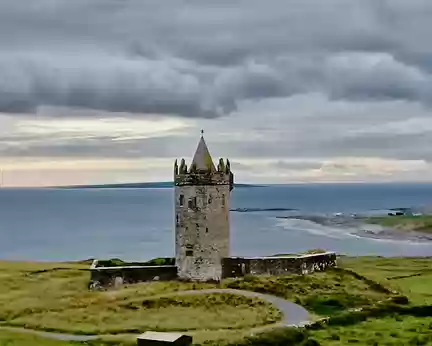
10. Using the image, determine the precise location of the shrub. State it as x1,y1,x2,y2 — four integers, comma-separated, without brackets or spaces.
97,257,175,267
224,327,307,346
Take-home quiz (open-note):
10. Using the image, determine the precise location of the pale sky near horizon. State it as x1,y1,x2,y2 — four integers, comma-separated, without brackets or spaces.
1,0,432,187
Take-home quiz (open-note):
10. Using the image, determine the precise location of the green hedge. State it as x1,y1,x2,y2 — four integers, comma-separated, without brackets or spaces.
96,257,175,267
306,303,432,330
219,328,308,346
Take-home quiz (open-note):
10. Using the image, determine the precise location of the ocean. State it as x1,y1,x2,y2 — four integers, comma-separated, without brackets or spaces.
1,183,432,262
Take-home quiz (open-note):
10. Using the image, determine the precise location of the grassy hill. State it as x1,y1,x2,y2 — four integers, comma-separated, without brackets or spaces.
1,256,431,345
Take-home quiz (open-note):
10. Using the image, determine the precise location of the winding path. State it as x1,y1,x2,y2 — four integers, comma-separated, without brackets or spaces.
0,289,311,342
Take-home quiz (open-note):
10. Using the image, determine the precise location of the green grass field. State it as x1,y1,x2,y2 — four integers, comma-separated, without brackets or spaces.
301,256,432,346
0,262,280,335
222,269,391,317
7,293,281,334
309,315,432,346
366,215,432,234
1,256,431,345
339,256,432,304
0,330,134,346
0,330,76,346
207,256,432,346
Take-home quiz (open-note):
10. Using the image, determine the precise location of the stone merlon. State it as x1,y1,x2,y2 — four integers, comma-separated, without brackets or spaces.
174,134,233,190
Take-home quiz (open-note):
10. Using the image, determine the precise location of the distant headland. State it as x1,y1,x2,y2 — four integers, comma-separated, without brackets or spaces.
55,181,262,189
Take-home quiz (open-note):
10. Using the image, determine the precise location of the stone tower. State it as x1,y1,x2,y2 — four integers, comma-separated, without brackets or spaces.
174,133,234,282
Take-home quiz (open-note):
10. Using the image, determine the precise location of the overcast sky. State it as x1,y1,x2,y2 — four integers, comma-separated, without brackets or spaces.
1,0,432,186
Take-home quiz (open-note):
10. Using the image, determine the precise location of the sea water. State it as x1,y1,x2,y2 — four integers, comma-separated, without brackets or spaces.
0,183,432,261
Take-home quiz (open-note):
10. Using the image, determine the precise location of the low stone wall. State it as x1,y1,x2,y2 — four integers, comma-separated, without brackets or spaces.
221,252,337,278
89,260,177,289
89,252,337,288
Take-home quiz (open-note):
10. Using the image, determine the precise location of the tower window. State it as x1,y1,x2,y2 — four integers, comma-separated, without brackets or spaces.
206,227,209,233
222,194,225,206
188,197,197,209
179,194,184,206
176,214,179,226
186,244,193,257
208,196,212,204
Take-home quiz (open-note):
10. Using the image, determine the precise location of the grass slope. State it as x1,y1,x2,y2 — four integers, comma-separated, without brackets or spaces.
8,293,280,334
0,262,279,335
2,257,430,345
310,314,432,345
339,256,432,304
0,331,74,346
207,257,432,346
300,256,432,346
366,215,432,234
0,330,129,346
222,269,392,317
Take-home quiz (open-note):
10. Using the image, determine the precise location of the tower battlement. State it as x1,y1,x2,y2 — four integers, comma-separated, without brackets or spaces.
174,158,233,189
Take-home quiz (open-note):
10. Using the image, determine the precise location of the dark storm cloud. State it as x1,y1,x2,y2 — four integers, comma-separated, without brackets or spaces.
1,0,432,117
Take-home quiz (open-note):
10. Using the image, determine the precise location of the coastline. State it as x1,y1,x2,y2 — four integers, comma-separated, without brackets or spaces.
276,214,432,243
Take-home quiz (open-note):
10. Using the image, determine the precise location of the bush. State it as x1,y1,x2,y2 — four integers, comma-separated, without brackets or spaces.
224,327,307,346
391,296,409,305
97,257,175,267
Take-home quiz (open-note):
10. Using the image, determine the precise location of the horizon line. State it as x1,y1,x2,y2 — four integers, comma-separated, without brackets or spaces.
3,180,432,189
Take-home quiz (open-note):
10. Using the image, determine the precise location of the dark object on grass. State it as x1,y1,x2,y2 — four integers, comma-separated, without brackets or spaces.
137,332,192,346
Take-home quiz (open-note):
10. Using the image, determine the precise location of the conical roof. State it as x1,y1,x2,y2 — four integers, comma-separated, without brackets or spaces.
191,135,216,172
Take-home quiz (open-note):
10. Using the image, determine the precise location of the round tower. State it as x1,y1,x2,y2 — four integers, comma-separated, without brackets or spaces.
174,133,234,282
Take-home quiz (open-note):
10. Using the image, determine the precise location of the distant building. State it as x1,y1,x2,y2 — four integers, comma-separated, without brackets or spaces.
174,133,233,281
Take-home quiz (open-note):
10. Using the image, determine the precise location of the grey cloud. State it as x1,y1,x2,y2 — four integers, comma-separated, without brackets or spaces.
0,134,196,159
1,0,432,117
316,133,432,162
2,94,432,165
0,53,220,117
273,160,322,171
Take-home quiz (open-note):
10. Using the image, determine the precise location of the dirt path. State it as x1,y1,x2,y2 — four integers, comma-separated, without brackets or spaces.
0,288,311,342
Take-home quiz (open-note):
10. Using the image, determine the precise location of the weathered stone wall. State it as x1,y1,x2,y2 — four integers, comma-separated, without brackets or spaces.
175,171,231,186
221,252,337,278
89,252,337,288
175,183,230,282
90,265,177,288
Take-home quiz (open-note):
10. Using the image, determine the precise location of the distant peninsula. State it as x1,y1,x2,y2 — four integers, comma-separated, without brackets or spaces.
55,181,262,189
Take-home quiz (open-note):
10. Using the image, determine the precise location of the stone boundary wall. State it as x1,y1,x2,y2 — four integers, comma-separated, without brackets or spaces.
221,252,337,278
89,252,337,288
89,260,177,288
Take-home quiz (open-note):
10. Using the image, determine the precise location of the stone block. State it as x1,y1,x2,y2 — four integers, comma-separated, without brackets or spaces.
137,332,192,346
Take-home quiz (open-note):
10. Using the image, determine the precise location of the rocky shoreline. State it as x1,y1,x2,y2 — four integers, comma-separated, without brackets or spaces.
276,215,432,242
